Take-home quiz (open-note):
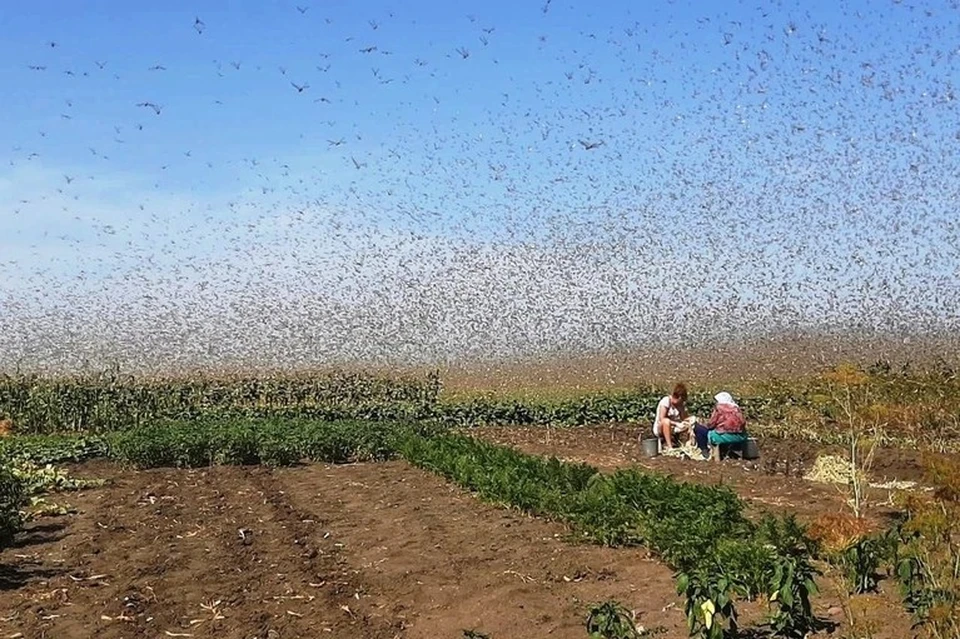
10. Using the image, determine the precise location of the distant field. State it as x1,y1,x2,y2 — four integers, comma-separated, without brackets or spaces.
433,333,960,398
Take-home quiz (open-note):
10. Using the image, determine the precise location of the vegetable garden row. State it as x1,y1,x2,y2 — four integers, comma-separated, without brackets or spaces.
1,417,956,638
0,369,736,432
2,364,959,451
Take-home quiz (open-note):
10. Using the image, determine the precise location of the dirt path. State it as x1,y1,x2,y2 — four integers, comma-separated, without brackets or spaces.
0,462,400,639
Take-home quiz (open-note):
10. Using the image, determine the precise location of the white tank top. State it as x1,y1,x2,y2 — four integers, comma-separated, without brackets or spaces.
654,395,680,434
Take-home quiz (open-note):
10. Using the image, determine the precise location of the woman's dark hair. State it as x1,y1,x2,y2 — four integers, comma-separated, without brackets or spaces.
671,382,688,402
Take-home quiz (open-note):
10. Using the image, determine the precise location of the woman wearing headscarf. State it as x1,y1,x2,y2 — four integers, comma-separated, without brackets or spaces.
694,392,748,459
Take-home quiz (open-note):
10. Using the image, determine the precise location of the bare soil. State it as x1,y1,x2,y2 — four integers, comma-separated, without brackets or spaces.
0,444,919,639
1,462,688,639
0,461,402,639
271,461,687,638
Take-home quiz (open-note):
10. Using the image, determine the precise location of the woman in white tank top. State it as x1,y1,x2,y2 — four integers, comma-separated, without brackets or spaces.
652,382,690,449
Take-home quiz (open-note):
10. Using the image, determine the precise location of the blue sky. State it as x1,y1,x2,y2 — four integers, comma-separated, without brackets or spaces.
1,0,958,370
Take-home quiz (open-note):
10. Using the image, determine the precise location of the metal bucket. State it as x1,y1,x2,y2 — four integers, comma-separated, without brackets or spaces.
743,438,760,460
641,438,660,458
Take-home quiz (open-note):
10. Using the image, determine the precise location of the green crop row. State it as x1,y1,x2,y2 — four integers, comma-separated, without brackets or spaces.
5,363,958,447
429,392,817,431
0,370,441,434
398,432,820,639
432,391,723,427
0,419,428,549
0,383,773,435
0,373,748,434
106,418,421,468
0,419,445,470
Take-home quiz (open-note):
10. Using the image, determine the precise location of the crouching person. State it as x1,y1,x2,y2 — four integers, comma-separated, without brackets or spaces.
694,392,748,461
652,382,692,451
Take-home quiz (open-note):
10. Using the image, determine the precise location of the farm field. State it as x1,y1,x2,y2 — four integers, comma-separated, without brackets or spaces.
1,358,958,639
0,449,918,639
5,0,960,636
1,459,690,639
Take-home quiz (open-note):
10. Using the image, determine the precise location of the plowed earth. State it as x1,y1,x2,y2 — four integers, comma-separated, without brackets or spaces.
1,429,921,638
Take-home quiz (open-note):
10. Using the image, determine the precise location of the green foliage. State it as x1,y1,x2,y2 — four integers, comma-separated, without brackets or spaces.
3,459,105,523
397,432,629,541
0,418,421,544
103,418,415,468
432,390,719,428
608,468,746,566
890,476,960,638
9,461,105,496
0,418,444,472
838,468,958,639
1,371,724,434
585,600,647,639
0,436,107,529
0,416,824,638
0,433,108,464
0,371,746,434
0,464,26,548
400,432,820,639
765,552,819,638
676,567,740,639
6,364,959,456
834,534,888,595
0,369,442,434
895,553,959,630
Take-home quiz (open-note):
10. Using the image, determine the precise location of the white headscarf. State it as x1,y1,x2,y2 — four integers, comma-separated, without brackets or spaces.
715,392,738,407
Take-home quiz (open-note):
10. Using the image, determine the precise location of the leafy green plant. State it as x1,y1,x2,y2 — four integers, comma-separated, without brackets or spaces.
766,552,820,638
9,460,105,496
0,431,106,536
585,600,650,639
0,433,107,464
838,535,884,594
748,514,822,638
0,464,26,548
676,568,740,639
